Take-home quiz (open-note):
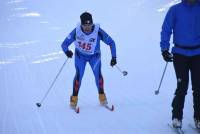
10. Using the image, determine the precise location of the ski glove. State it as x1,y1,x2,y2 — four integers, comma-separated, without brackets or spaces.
162,50,173,62
110,57,117,67
65,50,73,58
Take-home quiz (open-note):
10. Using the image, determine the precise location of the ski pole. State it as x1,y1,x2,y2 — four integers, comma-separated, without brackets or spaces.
36,58,69,107
115,65,128,76
155,62,168,95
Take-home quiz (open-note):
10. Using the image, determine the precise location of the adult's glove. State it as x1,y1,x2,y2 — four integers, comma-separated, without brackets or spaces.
162,50,173,62
65,50,73,58
110,57,117,67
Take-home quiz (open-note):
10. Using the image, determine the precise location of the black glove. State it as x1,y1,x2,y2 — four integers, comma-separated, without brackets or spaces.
162,50,173,62
110,57,117,67
65,50,73,58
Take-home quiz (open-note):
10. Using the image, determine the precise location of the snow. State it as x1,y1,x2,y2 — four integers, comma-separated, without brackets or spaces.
157,0,181,12
0,0,195,134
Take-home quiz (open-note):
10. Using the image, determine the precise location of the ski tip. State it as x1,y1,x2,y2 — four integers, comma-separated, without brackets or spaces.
76,107,80,113
111,105,114,111
70,106,80,114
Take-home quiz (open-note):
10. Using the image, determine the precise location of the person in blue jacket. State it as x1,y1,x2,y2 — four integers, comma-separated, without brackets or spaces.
160,0,200,129
61,12,117,108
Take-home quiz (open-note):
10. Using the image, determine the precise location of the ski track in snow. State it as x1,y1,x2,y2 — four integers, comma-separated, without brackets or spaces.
0,51,63,65
35,110,47,134
31,51,64,64
31,56,61,64
12,7,27,11
0,41,39,48
9,12,41,18
7,0,24,4
1,72,9,134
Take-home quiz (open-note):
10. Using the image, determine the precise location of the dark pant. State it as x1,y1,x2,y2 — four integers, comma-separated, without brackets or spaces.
172,54,200,120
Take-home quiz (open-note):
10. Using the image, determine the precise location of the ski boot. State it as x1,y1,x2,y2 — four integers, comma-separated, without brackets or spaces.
172,118,182,128
194,119,200,129
70,96,78,108
99,93,108,106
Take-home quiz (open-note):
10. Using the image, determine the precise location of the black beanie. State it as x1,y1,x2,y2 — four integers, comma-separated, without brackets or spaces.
80,12,93,25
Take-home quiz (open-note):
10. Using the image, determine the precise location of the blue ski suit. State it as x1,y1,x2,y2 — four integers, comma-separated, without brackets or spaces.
61,24,116,96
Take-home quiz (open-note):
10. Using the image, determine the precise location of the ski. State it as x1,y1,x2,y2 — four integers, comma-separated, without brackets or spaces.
102,104,114,111
71,106,80,114
168,124,184,134
189,124,200,133
70,104,113,113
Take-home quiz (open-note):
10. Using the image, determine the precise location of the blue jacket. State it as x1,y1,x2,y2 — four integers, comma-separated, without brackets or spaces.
160,0,200,56
61,25,117,58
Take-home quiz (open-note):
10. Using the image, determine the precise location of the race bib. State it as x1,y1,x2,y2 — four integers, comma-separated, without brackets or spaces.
74,24,99,55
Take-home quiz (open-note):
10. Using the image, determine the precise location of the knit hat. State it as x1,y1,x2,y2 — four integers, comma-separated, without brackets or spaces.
80,12,93,25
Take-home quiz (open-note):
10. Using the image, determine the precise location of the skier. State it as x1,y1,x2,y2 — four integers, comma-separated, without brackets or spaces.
61,12,117,108
160,0,200,129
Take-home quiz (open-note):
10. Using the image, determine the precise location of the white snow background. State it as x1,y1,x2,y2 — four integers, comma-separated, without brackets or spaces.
0,0,196,134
